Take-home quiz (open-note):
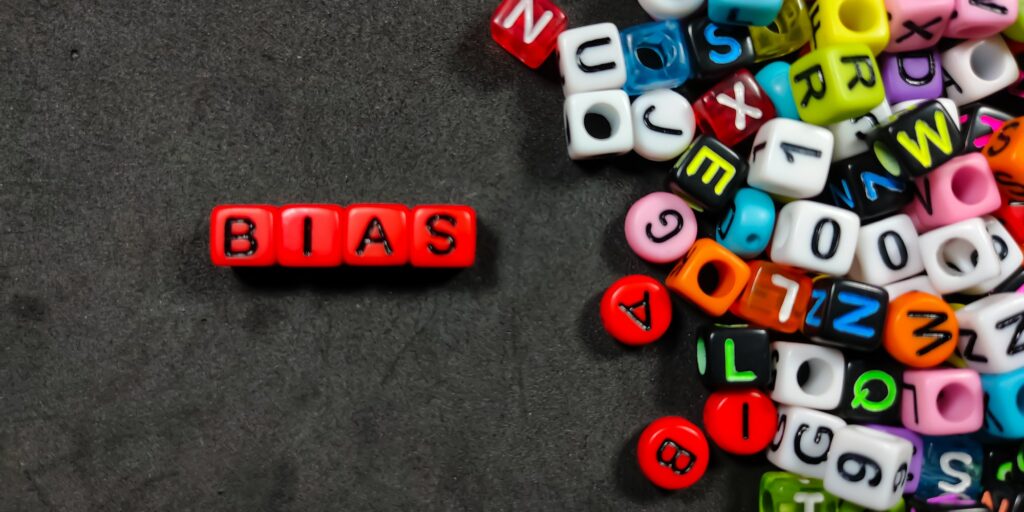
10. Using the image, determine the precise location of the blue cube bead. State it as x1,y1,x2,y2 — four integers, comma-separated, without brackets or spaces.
715,187,775,259
708,0,783,27
754,61,799,120
982,368,1024,440
918,435,984,500
620,20,693,96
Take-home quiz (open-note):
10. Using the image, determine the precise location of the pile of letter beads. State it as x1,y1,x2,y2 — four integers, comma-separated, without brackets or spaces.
490,0,1024,508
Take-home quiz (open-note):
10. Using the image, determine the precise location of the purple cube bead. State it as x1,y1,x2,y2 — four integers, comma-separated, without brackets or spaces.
868,424,924,494
880,50,944,104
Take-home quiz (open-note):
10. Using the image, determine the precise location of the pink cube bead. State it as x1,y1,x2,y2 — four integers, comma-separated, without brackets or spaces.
904,153,1000,232
944,0,1018,39
624,192,698,264
885,0,954,52
902,368,984,436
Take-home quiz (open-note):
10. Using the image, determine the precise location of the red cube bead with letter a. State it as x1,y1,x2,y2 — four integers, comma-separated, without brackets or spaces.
345,204,411,266
490,0,568,69
210,205,278,266
410,205,477,268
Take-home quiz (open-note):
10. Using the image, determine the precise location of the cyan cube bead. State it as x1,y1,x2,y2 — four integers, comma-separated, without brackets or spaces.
621,20,694,96
919,435,984,499
715,187,775,258
755,61,800,120
982,367,1024,440
708,0,783,27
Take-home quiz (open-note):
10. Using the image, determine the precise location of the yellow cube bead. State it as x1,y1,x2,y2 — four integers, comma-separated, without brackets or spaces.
809,0,890,55
751,0,813,61
1004,1,1024,42
789,43,885,126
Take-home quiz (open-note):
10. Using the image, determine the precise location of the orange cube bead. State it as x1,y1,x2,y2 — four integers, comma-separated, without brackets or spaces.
984,117,1024,203
666,239,751,316
883,291,959,368
729,261,813,333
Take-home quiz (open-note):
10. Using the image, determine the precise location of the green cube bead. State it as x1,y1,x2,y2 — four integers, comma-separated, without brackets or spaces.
760,472,839,512
751,0,813,61
788,43,884,126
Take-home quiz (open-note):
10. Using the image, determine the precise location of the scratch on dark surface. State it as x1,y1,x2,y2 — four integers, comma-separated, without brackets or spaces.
22,468,58,512
379,302,437,386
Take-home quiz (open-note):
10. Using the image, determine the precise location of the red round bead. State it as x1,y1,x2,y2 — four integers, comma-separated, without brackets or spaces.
702,388,777,455
600,275,672,346
636,416,709,490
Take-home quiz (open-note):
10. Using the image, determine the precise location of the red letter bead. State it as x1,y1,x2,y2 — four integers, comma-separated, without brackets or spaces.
409,205,477,268
703,388,777,455
601,275,672,346
490,0,568,69
344,204,410,266
636,416,709,490
210,205,278,267
277,204,345,267
694,69,777,147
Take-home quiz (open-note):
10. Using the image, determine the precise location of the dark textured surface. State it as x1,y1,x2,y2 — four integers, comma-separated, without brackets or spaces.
2,1,1021,511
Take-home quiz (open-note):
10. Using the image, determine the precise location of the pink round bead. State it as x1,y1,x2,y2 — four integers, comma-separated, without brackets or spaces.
901,368,984,436
904,153,1001,232
944,0,1018,39
625,192,698,264
885,0,954,53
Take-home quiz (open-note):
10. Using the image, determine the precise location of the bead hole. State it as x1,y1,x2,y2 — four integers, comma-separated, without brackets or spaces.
797,358,834,396
937,382,974,422
584,102,620,140
636,46,666,70
971,42,1009,82
761,490,774,511
951,165,990,205
939,237,980,276
839,0,880,32
698,263,721,295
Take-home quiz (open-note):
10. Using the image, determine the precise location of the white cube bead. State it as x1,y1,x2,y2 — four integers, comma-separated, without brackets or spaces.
919,218,1000,294
828,100,892,162
883,275,941,299
564,90,633,160
956,293,1024,374
631,89,696,162
770,341,845,410
558,23,627,95
941,36,1019,106
767,405,848,479
848,214,924,286
961,216,1023,295
747,118,834,199
824,426,914,510
771,201,861,275
637,0,704,20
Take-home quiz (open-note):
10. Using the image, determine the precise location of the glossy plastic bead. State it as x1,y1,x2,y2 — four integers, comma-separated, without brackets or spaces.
869,425,925,494
697,325,772,389
982,367,1024,439
770,341,846,410
750,0,812,60
748,118,834,198
962,216,1023,295
919,218,1001,295
958,104,1012,154
835,358,902,424
884,0,954,53
879,50,944,104
824,425,913,510
490,0,568,69
694,69,776,147
808,0,890,55
906,494,986,510
790,44,885,126
883,276,940,300
1006,3,1024,40
668,135,747,212
803,278,888,352
564,90,634,160
558,23,627,95
942,36,1019,107
902,369,984,436
636,416,710,490
770,200,861,276
759,472,839,512
825,157,913,225
708,0,782,27
956,293,1024,374
666,239,750,316
995,202,1024,244
904,153,1001,232
730,261,812,333
277,204,345,267
754,61,800,120
636,0,703,20
210,205,278,267
684,17,755,78
828,100,891,161
869,100,962,178
985,117,1024,203
981,481,1024,511
714,187,775,259
767,405,847,478
918,435,984,499
944,0,1018,39
409,205,477,268
983,443,1023,485
625,192,698,264
849,215,924,287
631,89,697,162
891,97,959,121
884,291,958,368
620,20,693,96
703,388,778,455
345,204,410,266
600,275,672,346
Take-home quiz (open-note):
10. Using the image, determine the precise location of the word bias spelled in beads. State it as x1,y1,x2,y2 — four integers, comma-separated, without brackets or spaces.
209,204,476,268
491,0,1024,508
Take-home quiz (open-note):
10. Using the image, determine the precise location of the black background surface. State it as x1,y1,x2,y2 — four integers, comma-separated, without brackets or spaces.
2,1,1020,511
